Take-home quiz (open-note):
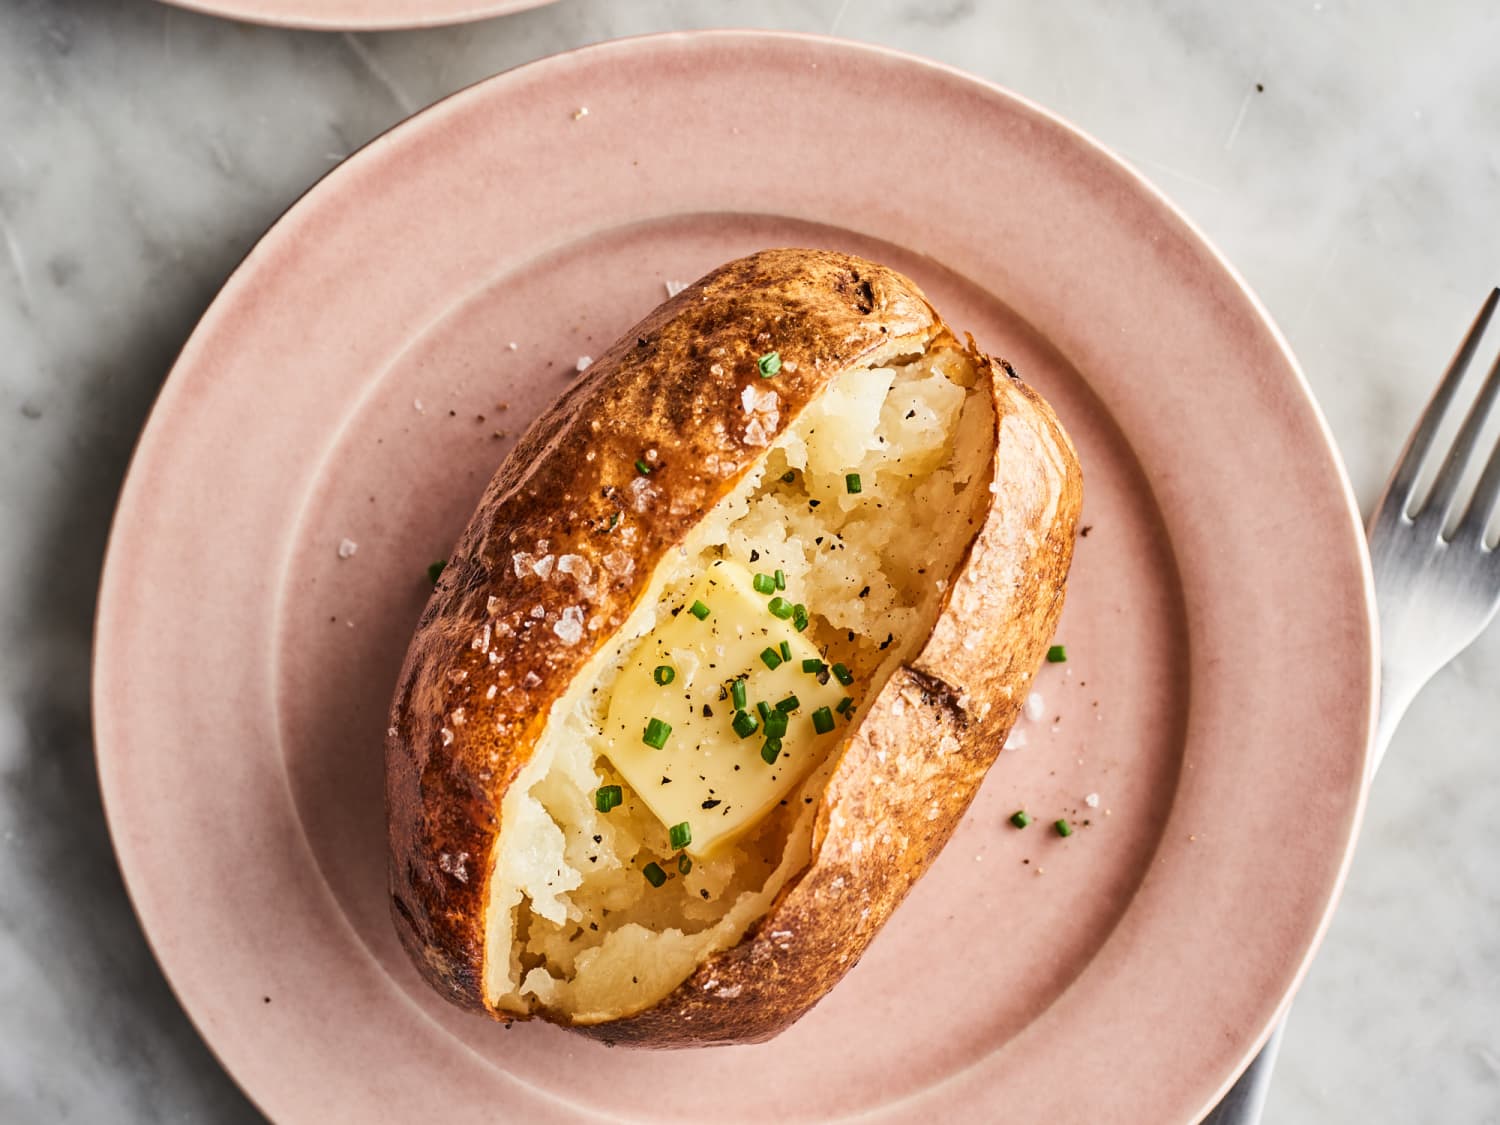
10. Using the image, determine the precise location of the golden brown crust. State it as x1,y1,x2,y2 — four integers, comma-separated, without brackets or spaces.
386,249,942,1011
574,355,1082,1046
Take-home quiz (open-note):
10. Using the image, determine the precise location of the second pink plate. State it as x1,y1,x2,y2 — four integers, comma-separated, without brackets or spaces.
95,31,1376,1124
161,0,553,31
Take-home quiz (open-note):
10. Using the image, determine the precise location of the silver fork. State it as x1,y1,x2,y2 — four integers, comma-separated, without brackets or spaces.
1204,288,1500,1125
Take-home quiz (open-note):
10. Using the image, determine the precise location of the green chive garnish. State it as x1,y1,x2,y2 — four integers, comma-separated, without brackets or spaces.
689,600,710,620
427,559,447,585
760,647,782,670
1047,644,1068,663
595,785,623,813
764,709,788,738
779,640,792,662
678,854,693,875
811,706,835,734
732,710,760,738
643,862,667,887
752,573,776,595
802,658,825,674
773,569,786,591
669,822,692,850
1009,810,1031,829
731,677,747,710
653,665,675,686
635,459,652,475
1054,819,1073,837
776,694,800,713
757,351,782,378
760,738,782,764
756,700,772,724
792,604,809,632
768,596,793,619
836,696,854,715
642,718,672,749
832,663,854,686
845,473,862,494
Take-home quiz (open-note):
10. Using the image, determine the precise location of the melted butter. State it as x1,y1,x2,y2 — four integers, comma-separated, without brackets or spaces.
598,559,848,856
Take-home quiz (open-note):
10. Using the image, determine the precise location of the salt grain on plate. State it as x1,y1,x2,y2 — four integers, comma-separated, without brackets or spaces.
1084,793,1100,808
1024,691,1045,721
337,537,358,559
1004,727,1027,751
575,356,592,373
665,280,688,298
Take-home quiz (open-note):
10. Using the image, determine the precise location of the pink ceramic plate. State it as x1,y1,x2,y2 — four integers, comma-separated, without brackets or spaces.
94,32,1376,1124
160,0,553,32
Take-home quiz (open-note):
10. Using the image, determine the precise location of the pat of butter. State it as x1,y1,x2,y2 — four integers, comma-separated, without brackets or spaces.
599,559,849,857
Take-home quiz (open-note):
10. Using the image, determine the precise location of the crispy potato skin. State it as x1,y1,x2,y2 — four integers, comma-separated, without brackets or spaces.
386,249,1082,1041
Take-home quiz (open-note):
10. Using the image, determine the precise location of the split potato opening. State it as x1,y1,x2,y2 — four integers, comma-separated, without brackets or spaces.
484,336,997,1022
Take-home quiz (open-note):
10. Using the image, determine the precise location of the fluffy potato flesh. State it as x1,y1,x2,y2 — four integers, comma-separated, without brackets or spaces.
483,341,996,1022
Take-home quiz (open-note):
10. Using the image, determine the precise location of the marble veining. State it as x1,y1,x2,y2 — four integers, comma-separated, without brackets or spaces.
1,0,1497,1121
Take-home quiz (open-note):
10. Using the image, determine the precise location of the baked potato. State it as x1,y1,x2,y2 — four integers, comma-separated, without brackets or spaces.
386,248,1082,1046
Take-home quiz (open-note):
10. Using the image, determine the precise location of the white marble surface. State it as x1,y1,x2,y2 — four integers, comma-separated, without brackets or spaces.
2,0,1497,1121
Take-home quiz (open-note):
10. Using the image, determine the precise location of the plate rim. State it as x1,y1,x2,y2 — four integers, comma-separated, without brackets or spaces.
92,28,1379,1124
158,0,554,32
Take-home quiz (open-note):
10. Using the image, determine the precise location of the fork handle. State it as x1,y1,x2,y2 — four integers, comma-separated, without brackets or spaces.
1199,665,1411,1124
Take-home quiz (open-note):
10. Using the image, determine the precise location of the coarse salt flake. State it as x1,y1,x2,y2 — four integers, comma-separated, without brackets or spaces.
665,280,688,297
486,595,501,615
337,538,358,559
557,554,593,584
532,554,555,579
553,606,585,644
1024,691,1045,721
575,356,592,373
1085,793,1100,808
523,671,542,688
451,708,465,726
1004,727,1028,751
440,727,454,746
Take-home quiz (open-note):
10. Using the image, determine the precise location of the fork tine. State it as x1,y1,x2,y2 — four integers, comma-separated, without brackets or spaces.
1458,427,1500,547
1383,288,1500,521
1423,345,1500,528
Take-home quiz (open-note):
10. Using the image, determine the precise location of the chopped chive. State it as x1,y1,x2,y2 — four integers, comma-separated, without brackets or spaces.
832,663,854,686
677,854,693,875
643,862,667,887
427,559,447,585
760,738,782,764
595,785,623,813
669,821,692,850
780,470,796,484
1047,644,1068,663
689,599,710,620
763,709,788,738
642,717,672,749
845,472,862,495
653,665,675,686
732,710,760,738
635,459,652,475
756,700,772,724
779,640,792,661
759,647,783,670
776,694,801,713
802,658,826,674
752,572,776,595
773,568,786,591
1054,819,1073,838
768,596,794,619
757,351,782,378
811,706,835,734
605,510,621,532
730,677,747,710
836,696,854,715
1009,810,1031,829
792,604,809,632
